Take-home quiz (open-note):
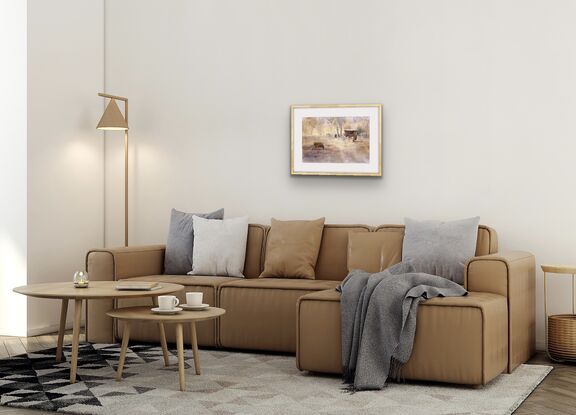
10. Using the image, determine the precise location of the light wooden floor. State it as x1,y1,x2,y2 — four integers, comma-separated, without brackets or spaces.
0,334,572,414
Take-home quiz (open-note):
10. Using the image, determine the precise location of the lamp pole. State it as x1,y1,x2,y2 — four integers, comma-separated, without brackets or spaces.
97,93,129,247
123,106,128,247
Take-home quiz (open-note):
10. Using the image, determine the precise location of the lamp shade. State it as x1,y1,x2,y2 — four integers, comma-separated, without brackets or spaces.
97,99,128,130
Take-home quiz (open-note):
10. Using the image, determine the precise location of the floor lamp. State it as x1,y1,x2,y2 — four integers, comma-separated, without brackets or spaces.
97,93,129,247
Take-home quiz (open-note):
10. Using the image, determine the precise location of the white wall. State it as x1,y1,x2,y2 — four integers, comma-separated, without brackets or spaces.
26,0,104,335
104,0,576,349
0,0,28,336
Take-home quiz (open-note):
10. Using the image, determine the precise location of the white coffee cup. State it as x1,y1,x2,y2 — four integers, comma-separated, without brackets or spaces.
158,295,179,310
186,292,203,306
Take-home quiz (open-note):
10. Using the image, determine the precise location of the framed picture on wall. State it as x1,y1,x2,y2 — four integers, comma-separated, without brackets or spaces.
291,104,382,176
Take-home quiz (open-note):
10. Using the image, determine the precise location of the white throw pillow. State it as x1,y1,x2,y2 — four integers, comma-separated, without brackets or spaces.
188,215,249,278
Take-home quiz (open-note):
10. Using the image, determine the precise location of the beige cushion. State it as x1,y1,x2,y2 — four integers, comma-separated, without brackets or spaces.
347,230,403,273
219,278,339,352
315,225,371,280
260,217,325,279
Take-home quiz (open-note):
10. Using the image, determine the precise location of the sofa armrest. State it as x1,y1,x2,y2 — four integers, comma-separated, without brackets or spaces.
464,251,536,372
86,245,166,281
85,245,165,343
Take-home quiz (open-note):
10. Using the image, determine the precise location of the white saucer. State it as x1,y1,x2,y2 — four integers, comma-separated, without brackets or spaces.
151,307,182,315
181,303,209,311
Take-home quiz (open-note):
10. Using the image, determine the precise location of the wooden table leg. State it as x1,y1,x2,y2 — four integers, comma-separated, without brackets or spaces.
190,321,201,375
56,299,69,363
116,322,131,381
70,299,83,383
158,323,170,366
152,297,170,366
176,323,185,391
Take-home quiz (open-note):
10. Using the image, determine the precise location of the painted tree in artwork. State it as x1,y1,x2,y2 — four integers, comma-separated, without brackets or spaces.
302,117,368,138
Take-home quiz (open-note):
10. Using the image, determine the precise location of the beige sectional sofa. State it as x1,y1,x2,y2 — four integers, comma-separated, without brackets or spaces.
85,223,535,386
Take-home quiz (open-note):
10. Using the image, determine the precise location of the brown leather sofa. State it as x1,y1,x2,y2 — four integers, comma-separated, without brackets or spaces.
85,223,535,386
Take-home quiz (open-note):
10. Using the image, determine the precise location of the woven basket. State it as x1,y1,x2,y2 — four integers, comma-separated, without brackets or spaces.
548,314,576,361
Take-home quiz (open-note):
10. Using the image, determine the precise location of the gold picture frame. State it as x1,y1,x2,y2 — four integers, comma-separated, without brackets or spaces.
290,104,382,176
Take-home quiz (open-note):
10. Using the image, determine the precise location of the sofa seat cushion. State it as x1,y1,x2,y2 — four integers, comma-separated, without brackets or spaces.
297,290,508,385
298,288,340,302
219,278,340,352
402,292,508,384
122,274,242,289
219,277,339,291
116,275,240,347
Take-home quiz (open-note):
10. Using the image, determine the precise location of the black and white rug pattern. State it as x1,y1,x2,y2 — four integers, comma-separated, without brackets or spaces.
0,343,552,415
0,343,162,413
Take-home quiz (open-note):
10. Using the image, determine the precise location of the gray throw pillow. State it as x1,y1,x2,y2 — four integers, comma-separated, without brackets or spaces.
164,208,224,274
402,217,480,284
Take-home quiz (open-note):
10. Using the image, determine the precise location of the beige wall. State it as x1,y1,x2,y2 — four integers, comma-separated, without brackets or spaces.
26,0,104,335
104,0,576,349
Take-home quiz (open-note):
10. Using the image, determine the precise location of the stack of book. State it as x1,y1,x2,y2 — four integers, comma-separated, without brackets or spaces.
115,281,160,291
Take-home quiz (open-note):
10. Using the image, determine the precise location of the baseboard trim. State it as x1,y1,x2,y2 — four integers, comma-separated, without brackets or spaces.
27,321,85,337
0,327,27,337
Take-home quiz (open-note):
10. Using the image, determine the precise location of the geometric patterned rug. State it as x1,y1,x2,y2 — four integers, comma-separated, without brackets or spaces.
0,343,552,415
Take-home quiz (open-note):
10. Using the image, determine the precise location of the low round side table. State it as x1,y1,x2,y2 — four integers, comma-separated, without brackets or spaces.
13,281,184,383
542,264,576,362
106,306,226,392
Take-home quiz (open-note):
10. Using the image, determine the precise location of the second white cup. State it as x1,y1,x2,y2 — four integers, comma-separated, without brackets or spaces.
186,292,203,306
158,295,179,310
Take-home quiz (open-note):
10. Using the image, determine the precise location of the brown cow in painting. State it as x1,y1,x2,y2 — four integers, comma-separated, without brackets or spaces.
344,129,358,141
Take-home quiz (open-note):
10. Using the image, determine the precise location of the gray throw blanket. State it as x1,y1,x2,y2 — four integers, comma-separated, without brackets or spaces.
337,261,467,391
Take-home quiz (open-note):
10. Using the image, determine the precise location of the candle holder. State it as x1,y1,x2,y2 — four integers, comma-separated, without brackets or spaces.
73,271,90,288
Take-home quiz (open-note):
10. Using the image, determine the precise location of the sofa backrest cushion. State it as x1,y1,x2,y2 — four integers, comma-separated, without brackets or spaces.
243,224,269,278
314,225,372,280
348,229,404,273
474,225,499,256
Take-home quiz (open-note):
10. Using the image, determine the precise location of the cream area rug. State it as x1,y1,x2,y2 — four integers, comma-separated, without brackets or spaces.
0,343,552,415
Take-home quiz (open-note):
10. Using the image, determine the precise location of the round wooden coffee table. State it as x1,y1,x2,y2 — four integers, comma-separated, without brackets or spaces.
106,306,226,391
13,281,184,383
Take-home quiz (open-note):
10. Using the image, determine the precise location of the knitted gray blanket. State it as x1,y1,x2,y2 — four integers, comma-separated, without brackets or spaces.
337,261,467,391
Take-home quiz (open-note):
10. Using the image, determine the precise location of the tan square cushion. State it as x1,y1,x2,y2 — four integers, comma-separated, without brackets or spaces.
260,217,325,279
347,229,403,273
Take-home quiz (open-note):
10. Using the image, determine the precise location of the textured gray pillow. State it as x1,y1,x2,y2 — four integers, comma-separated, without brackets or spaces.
402,217,480,284
164,208,224,274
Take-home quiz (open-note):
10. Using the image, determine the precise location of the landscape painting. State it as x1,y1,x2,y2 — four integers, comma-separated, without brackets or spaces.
302,116,370,163
291,104,382,176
